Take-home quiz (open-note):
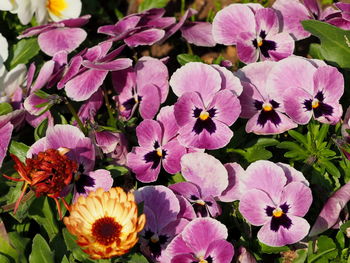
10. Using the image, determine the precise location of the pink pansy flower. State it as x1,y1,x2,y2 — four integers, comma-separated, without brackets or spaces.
212,4,294,63
127,106,186,183
239,160,312,247
112,56,169,120
171,62,242,150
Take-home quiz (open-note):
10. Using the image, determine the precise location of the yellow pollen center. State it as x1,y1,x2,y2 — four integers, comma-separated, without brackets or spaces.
156,148,162,157
195,200,206,206
273,208,283,218
312,99,319,109
262,103,273,112
197,256,208,263
150,234,159,243
47,0,67,16
199,111,210,121
258,40,263,47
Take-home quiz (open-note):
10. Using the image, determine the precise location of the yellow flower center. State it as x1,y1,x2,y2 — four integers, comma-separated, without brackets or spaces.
198,256,208,263
91,216,122,246
195,200,206,206
47,0,67,16
258,40,263,47
262,102,273,112
150,234,159,243
156,147,163,157
272,208,283,218
312,99,319,109
199,111,210,121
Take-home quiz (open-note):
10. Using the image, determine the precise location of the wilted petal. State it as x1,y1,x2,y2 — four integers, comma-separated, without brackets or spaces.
309,181,350,236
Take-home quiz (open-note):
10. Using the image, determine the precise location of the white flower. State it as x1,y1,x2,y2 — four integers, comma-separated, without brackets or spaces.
0,33,8,66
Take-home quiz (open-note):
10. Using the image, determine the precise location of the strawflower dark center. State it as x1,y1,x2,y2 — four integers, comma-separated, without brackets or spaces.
92,216,122,246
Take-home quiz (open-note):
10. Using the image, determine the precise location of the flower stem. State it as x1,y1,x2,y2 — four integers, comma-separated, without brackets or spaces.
65,99,86,134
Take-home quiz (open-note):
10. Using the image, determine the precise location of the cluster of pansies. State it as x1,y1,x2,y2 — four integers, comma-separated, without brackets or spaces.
1,0,350,262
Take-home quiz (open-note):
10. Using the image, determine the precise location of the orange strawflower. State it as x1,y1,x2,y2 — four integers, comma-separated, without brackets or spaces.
63,187,146,259
4,148,77,218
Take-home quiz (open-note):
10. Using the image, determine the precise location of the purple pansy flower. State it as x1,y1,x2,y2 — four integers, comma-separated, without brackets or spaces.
309,180,350,237
27,124,112,201
58,42,132,101
239,160,312,247
267,57,344,125
170,152,242,217
212,4,294,63
112,56,169,120
237,61,297,134
135,185,189,261
171,62,241,150
272,0,338,40
127,106,186,183
19,15,90,56
160,217,234,263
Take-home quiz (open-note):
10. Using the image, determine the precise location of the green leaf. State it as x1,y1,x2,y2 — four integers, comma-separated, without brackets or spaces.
138,0,170,11
340,220,350,234
8,232,30,263
292,249,308,263
302,20,350,68
168,172,185,184
0,235,18,262
61,256,69,263
9,39,40,69
177,54,202,66
0,103,13,116
228,138,279,162
29,234,54,263
309,43,325,60
28,197,59,241
8,141,30,163
288,130,308,146
308,236,337,263
259,242,289,254
128,253,149,263
318,159,341,178
335,231,345,249
34,118,48,141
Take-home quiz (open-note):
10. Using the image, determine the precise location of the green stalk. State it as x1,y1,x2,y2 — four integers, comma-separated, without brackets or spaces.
65,100,86,134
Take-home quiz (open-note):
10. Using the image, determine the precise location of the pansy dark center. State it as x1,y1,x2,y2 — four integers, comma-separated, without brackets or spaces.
192,107,217,134
265,203,292,232
144,230,168,258
143,141,167,169
252,30,277,58
192,255,213,263
304,91,333,118
121,94,142,111
254,100,281,127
